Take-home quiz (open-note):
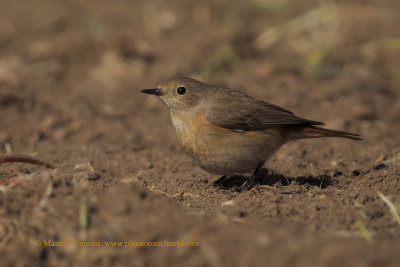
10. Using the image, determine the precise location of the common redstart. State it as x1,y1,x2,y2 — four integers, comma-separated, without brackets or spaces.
141,77,362,188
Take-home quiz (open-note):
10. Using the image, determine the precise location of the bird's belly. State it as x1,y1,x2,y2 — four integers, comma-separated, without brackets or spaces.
192,131,282,175
171,113,283,175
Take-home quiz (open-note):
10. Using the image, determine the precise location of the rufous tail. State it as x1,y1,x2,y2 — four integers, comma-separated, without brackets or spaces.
298,125,362,140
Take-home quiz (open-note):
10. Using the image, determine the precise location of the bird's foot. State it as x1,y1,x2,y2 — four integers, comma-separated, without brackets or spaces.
239,161,267,191
240,175,258,191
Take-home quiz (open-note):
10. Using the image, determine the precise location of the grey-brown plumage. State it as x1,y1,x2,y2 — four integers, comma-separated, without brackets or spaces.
206,87,324,131
205,85,361,140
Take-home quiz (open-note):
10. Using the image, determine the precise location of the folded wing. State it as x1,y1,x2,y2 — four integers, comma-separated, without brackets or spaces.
205,88,324,131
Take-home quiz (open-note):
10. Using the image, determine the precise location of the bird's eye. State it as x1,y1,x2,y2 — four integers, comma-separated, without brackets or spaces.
177,86,187,95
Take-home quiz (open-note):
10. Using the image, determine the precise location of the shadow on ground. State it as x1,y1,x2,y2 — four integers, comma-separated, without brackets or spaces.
213,168,334,191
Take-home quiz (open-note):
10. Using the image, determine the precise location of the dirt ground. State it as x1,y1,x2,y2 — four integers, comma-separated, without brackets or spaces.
1,0,400,266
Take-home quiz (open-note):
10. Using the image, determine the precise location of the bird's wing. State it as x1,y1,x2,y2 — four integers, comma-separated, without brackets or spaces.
205,88,324,131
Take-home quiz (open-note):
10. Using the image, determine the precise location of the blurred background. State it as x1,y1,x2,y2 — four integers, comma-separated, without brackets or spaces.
1,0,400,266
1,0,399,150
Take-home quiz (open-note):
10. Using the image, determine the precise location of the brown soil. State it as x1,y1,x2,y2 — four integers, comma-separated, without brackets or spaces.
1,1,400,266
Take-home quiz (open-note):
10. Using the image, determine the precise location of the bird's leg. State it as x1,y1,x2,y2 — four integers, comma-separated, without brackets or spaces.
213,175,227,185
241,161,265,190
252,161,265,176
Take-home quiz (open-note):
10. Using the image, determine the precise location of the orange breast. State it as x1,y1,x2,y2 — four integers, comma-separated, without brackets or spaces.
170,110,283,174
172,111,223,158
172,111,271,157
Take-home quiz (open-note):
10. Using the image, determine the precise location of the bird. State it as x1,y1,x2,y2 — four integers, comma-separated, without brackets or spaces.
141,77,362,189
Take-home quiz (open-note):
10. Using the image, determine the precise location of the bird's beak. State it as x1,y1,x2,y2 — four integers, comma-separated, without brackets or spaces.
141,88,163,96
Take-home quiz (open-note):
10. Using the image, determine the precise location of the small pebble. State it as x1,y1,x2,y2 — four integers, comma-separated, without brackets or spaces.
373,163,387,170
352,170,360,176
88,173,101,181
221,200,236,207
333,171,343,177
238,211,246,217
375,155,386,163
